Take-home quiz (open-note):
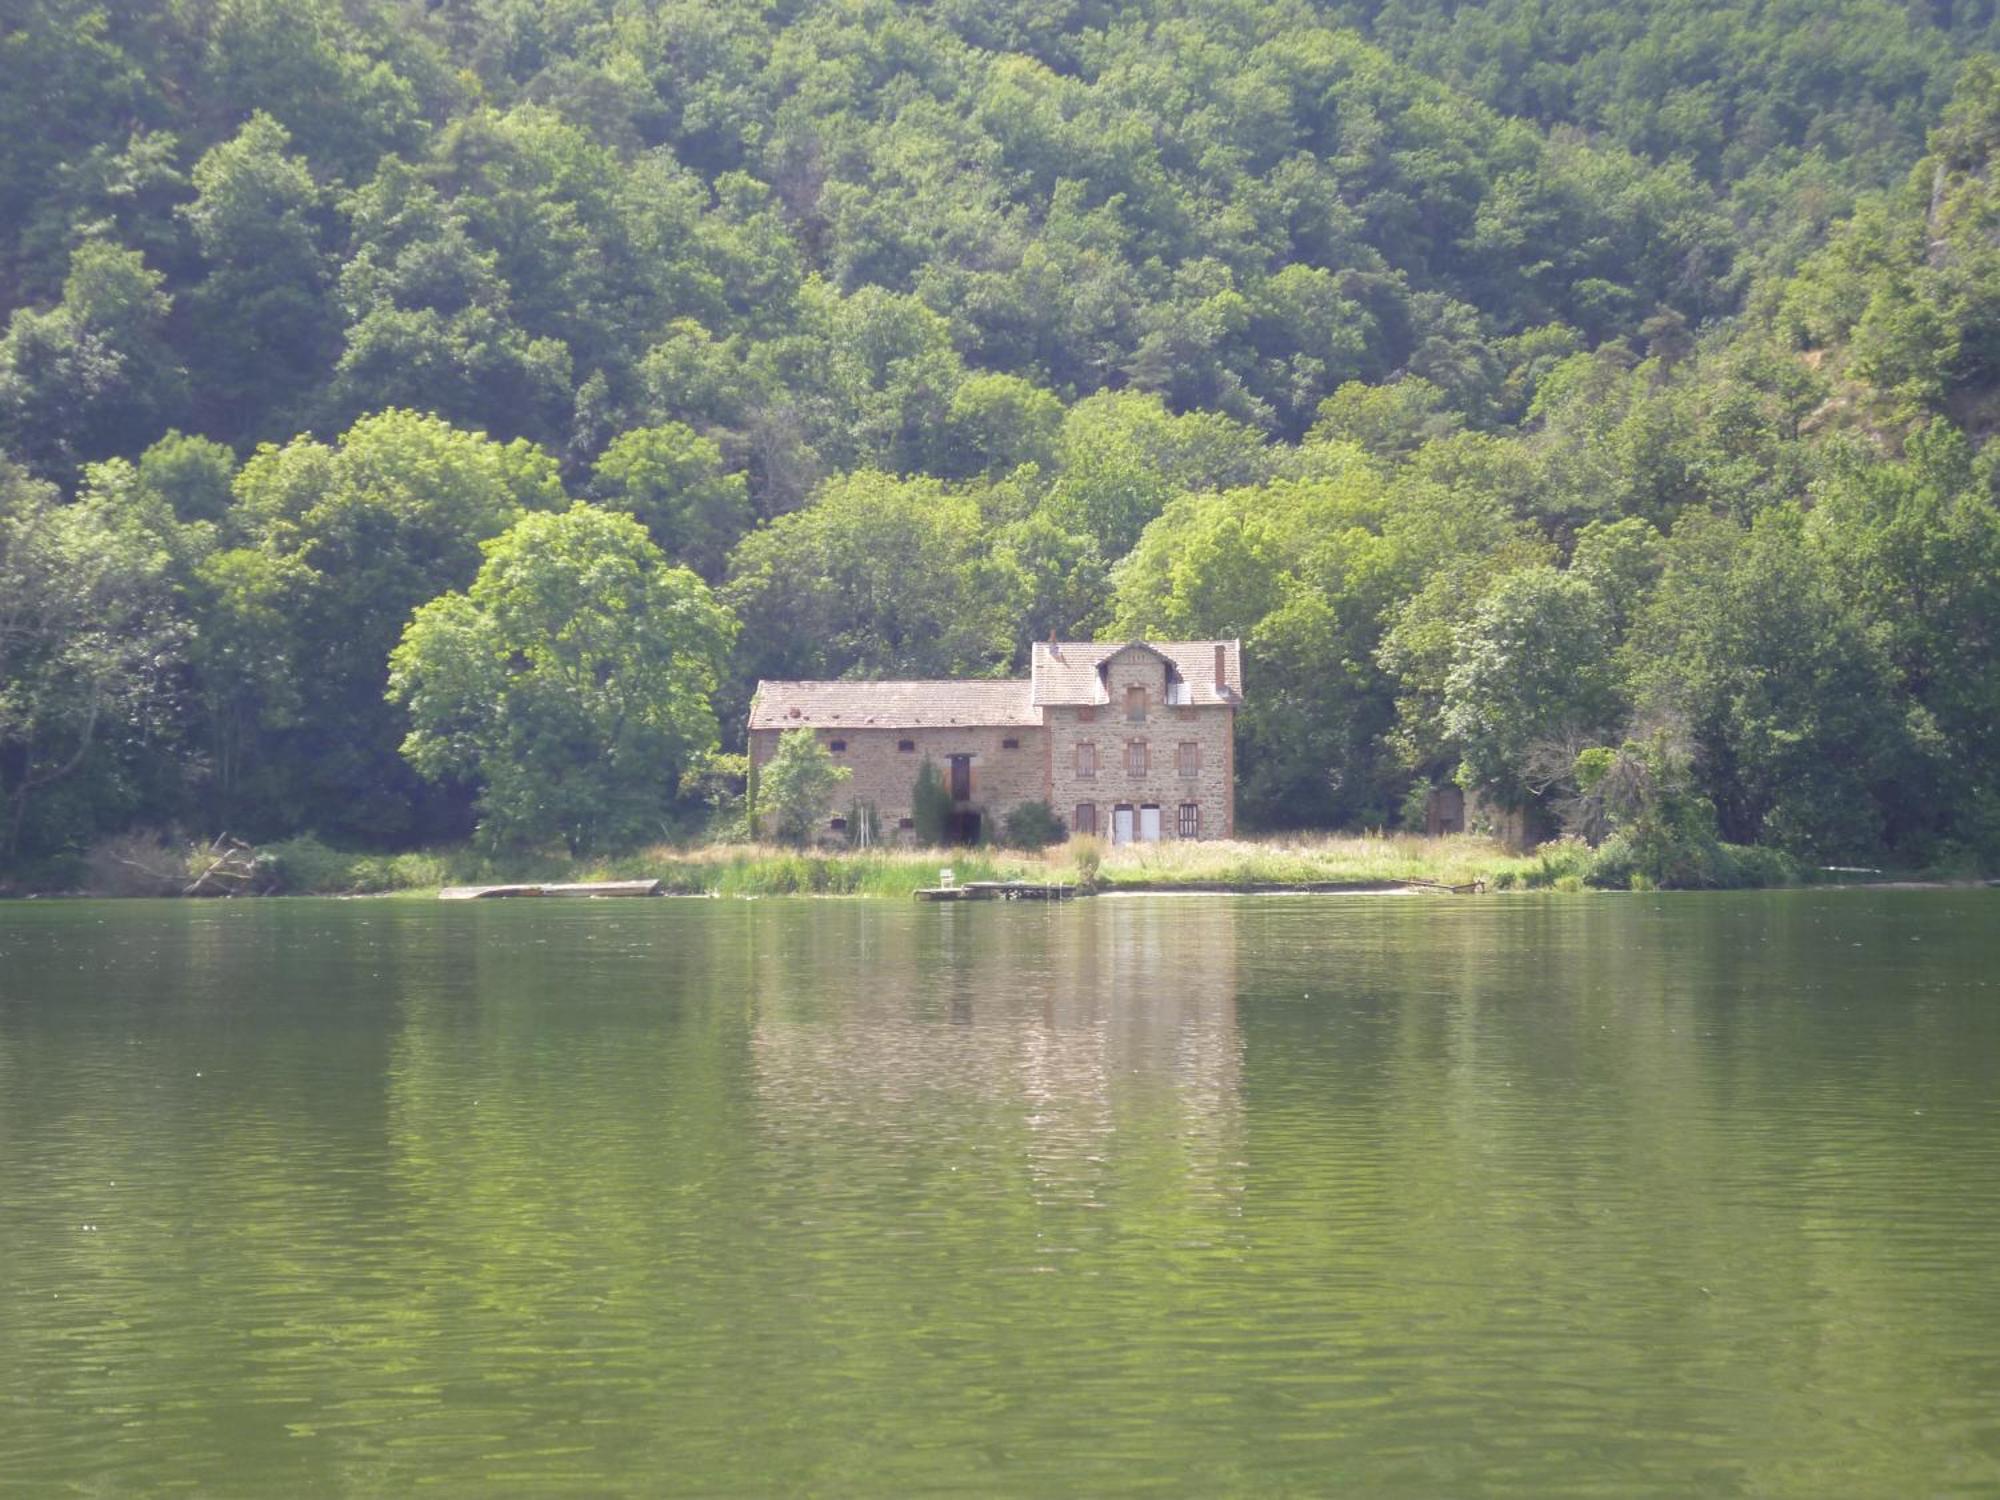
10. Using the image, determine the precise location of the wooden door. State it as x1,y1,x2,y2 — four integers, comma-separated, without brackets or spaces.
1138,805,1162,842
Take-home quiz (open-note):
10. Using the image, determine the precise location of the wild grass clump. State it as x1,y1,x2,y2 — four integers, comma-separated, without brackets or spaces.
1065,833,1105,885
1490,836,1593,890
1094,832,1537,889
261,836,487,894
620,842,1046,897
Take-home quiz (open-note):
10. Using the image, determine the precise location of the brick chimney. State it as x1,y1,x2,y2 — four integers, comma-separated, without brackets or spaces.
1213,642,1226,692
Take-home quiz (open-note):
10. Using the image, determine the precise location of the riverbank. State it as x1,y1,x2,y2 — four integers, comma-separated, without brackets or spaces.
14,830,1656,898
22,828,1981,900
273,833,1546,898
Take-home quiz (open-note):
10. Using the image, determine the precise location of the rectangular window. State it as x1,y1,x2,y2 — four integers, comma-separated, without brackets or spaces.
897,816,914,830
1075,742,1097,779
1001,737,1019,750
1125,684,1147,721
1073,802,1097,836
829,816,848,832
1125,740,1149,776
829,739,847,753
1179,803,1200,839
897,739,915,753
1177,741,1200,778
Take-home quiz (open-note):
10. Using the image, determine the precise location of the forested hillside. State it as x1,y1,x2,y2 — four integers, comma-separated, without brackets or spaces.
3,0,1997,876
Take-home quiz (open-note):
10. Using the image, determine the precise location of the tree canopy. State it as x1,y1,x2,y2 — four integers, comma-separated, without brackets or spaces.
2,0,1999,876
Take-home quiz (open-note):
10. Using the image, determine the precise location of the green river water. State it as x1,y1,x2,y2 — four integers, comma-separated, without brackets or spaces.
0,891,1996,1496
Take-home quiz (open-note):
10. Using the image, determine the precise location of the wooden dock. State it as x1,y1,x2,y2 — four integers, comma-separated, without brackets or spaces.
914,881,1084,902
439,879,662,900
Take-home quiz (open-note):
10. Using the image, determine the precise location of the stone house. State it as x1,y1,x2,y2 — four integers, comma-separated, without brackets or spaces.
748,640,1241,845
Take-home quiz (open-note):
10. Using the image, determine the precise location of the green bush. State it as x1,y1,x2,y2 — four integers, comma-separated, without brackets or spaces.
1002,801,1066,849
264,835,362,893
1718,843,1801,888
264,836,461,893
762,729,851,846
1520,836,1592,888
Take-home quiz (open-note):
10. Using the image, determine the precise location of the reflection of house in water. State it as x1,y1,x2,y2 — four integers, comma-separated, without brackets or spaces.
745,901,1245,1213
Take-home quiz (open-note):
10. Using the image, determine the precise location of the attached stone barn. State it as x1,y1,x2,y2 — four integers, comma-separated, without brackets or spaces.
748,640,1240,846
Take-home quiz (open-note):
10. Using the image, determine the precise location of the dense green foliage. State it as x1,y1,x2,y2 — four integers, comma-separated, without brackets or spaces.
388,502,735,852
1,0,1997,881
759,727,852,846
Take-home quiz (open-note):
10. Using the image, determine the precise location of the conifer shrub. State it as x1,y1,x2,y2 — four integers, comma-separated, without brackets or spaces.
911,759,952,844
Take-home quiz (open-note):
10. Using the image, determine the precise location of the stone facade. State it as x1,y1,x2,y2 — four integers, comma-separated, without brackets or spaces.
749,640,1239,846
749,723,1051,843
1042,646,1235,842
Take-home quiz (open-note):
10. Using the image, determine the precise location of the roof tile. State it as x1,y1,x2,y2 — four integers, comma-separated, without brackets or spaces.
749,678,1039,730
749,641,1240,729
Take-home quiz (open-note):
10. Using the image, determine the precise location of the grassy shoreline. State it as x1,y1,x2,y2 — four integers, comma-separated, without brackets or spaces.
24,828,1992,901
265,832,1569,897
9,830,1858,899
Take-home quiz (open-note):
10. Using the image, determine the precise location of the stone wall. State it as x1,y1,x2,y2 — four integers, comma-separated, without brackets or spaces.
1043,648,1235,840
750,725,1051,843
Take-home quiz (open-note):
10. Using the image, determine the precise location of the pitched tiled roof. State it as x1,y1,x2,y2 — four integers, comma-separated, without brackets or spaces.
749,678,1040,730
1030,640,1241,707
750,641,1242,729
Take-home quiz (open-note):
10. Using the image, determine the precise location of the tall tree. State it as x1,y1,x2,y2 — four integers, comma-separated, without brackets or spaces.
0,458,185,862
233,409,566,841
389,503,738,853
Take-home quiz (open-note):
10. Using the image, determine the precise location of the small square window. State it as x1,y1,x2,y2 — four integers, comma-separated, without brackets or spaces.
829,816,848,832
829,738,847,753
1002,737,1020,750
897,739,915,753
897,816,914,830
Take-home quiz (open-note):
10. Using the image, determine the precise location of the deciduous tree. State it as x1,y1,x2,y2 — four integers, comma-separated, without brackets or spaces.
389,503,738,854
